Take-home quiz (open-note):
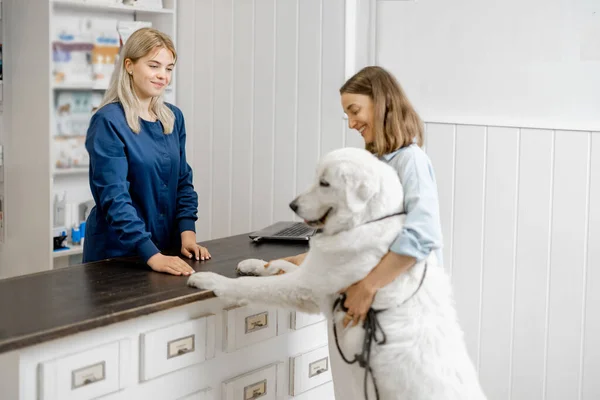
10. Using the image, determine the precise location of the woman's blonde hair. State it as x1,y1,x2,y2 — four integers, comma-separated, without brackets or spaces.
98,27,177,134
340,66,424,156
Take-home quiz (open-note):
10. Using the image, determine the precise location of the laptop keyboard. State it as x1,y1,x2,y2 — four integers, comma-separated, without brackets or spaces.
273,222,315,237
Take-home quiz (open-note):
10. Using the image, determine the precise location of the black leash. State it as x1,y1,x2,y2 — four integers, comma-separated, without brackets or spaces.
333,294,386,400
332,209,429,400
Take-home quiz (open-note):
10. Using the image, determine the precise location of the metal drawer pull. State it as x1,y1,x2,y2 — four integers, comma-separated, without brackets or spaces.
309,357,329,378
245,311,269,334
167,334,196,359
71,361,106,390
244,379,267,399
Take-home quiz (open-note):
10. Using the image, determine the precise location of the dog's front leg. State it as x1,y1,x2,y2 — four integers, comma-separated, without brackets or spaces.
187,271,320,314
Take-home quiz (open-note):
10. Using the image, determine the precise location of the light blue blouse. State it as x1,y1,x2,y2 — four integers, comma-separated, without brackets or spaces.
381,144,443,265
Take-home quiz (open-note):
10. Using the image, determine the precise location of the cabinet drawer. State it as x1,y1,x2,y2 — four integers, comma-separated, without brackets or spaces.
140,314,216,381
290,312,325,330
38,339,130,400
223,306,278,352
177,386,213,400
222,363,282,400
289,345,332,396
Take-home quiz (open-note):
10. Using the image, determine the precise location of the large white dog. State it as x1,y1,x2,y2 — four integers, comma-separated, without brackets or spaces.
188,147,486,400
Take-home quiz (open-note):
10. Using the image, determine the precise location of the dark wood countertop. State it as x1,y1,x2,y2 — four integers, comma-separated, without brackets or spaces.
0,234,308,354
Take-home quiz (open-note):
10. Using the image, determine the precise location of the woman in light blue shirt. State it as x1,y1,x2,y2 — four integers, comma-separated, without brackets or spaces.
339,66,443,326
285,66,443,326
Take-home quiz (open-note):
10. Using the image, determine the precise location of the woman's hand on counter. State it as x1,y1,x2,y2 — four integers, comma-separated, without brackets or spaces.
181,231,212,261
147,253,195,276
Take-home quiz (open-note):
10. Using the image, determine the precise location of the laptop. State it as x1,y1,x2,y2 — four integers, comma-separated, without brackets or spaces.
248,221,318,242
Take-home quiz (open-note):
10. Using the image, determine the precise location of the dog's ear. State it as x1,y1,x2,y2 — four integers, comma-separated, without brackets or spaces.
348,181,377,212
340,163,378,212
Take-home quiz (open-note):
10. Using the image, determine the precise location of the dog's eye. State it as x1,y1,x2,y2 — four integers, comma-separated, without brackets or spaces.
320,180,330,187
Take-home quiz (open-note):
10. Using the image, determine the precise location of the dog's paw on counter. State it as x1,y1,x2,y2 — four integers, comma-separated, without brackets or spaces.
187,271,229,295
237,258,298,276
236,259,269,276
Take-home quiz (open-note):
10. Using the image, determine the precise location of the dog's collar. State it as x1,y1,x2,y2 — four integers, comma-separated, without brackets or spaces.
365,211,406,225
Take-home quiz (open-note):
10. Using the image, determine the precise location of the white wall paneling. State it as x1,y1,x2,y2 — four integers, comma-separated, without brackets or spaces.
478,126,519,400
423,123,455,274
583,134,600,400
545,131,589,400
511,128,555,400
425,123,600,400
271,0,300,224
178,0,346,240
210,0,234,240
449,125,486,365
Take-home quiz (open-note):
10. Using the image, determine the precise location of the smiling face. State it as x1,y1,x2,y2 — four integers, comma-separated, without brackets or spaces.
125,46,174,101
341,93,376,145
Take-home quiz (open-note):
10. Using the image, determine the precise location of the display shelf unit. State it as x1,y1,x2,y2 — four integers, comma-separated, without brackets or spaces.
52,244,83,258
52,0,175,14
52,167,88,176
0,0,178,277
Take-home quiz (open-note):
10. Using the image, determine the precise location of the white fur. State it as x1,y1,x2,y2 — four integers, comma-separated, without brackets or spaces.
188,147,487,400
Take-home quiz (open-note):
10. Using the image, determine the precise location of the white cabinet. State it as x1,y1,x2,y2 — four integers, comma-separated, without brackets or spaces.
38,339,130,400
0,299,334,400
290,312,325,331
221,363,283,400
140,314,216,381
223,306,279,353
177,387,213,400
289,345,332,396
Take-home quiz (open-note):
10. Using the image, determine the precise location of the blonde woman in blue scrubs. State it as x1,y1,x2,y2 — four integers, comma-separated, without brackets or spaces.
83,28,210,275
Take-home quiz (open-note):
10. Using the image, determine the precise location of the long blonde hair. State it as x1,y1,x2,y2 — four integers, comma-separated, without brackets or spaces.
98,27,177,134
340,66,424,156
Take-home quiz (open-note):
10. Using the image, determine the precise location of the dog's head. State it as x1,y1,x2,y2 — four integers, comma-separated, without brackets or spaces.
289,148,404,234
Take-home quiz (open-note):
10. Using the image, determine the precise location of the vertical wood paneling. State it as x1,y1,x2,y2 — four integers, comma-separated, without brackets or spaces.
478,127,519,400
319,0,345,156
176,0,195,172
272,0,299,222
583,132,600,400
545,131,589,400
251,0,276,231
296,0,322,194
511,129,554,400
424,123,455,272
230,0,254,235
192,0,214,241
426,126,598,400
210,0,234,239
452,124,486,366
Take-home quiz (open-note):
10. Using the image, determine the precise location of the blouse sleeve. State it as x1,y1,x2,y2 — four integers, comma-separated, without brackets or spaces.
388,149,443,262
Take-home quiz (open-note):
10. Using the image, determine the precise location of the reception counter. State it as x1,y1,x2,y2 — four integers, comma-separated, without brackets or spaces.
0,234,334,400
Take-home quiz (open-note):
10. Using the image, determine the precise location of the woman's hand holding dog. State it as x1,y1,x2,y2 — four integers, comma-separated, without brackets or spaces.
342,251,416,327
341,280,377,327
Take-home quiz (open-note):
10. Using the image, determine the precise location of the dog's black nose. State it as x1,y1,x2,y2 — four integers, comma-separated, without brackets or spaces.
289,200,299,212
